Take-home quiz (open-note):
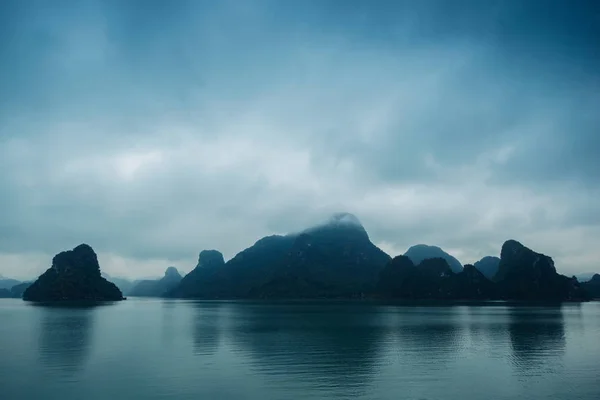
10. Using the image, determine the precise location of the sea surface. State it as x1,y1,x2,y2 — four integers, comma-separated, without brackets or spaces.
1,299,599,400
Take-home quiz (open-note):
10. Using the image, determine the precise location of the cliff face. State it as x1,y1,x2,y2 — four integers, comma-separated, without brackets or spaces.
494,240,587,301
23,244,124,302
169,248,233,298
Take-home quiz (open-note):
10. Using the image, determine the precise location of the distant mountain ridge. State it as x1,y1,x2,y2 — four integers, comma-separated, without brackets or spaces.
129,267,183,297
0,277,21,290
474,256,501,280
404,244,463,273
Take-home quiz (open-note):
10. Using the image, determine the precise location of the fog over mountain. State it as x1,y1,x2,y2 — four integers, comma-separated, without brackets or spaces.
0,0,598,280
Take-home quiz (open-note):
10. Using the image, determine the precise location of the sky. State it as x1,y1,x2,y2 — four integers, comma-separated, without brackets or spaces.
1,0,599,280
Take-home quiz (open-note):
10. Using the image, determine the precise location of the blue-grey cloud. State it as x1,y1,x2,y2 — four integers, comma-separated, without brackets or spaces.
0,0,598,279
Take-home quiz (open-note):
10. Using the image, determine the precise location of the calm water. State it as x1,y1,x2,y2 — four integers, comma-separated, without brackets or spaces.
1,299,599,400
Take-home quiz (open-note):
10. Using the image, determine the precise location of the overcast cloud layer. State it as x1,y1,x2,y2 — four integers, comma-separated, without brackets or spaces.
1,0,599,279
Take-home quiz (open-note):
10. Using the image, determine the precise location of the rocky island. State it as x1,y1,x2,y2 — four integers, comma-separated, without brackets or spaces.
493,239,586,301
161,213,591,302
10,214,593,303
23,244,124,302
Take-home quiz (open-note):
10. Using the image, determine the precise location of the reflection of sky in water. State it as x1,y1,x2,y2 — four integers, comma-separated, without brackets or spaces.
37,307,95,374
0,300,599,400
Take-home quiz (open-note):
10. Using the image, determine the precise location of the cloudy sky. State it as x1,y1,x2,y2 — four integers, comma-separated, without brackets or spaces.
1,0,598,280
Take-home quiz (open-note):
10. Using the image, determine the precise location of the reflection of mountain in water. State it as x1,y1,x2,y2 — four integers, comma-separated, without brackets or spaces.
386,306,467,369
508,306,566,374
190,302,224,356
223,303,384,398
37,306,95,374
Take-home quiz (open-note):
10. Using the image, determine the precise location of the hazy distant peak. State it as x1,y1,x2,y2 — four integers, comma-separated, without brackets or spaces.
164,267,181,279
410,244,444,252
575,272,597,282
304,212,365,232
478,256,501,262
404,244,463,273
474,256,501,280
327,212,363,227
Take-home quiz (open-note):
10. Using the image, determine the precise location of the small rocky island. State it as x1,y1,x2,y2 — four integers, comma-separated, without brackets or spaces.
23,244,124,302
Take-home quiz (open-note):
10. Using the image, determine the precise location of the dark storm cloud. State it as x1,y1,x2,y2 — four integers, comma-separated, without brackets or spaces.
0,0,598,278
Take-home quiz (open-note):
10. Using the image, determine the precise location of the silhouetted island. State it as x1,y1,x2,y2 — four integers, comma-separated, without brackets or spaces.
164,213,590,302
11,214,591,303
23,244,124,302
